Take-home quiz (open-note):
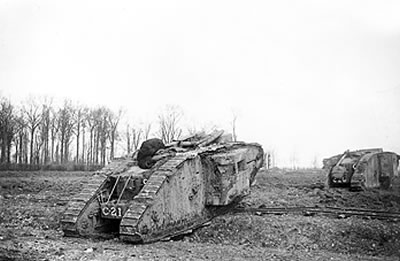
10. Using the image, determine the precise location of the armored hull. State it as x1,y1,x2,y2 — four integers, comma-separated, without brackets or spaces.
323,148,399,190
61,135,263,243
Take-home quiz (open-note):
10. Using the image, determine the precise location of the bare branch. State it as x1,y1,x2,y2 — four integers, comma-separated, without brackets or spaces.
157,105,183,144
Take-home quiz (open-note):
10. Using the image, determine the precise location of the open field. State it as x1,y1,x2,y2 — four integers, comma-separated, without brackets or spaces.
0,169,400,260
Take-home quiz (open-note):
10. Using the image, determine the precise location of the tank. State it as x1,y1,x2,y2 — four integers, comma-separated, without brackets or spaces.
61,130,264,243
323,148,400,190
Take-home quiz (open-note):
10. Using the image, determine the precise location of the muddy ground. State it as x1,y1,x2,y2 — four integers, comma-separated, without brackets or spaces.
0,169,400,261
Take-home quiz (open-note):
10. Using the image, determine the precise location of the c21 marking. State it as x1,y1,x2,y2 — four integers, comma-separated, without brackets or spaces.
102,206,122,217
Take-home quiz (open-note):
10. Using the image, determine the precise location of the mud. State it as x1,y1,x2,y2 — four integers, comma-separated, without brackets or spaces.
0,169,399,260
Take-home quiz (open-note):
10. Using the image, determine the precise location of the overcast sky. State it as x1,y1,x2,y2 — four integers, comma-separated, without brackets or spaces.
1,0,400,167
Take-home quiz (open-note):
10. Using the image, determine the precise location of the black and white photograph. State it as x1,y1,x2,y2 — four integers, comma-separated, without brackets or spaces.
0,0,400,260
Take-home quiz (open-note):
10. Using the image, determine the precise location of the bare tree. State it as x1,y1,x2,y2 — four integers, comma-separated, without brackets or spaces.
14,112,27,164
186,125,198,136
132,126,142,151
57,100,75,163
86,107,111,165
158,105,182,144
143,123,151,140
125,124,143,155
269,149,276,168
108,109,123,160
39,98,52,164
86,108,97,164
80,107,88,163
312,155,319,169
0,98,17,163
23,98,42,164
231,113,237,142
85,107,108,165
290,150,298,170
126,124,132,155
93,109,103,164
49,108,58,163
98,107,110,165
73,105,87,163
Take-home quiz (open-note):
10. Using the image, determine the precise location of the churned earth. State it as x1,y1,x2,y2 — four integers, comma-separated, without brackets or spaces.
0,169,399,261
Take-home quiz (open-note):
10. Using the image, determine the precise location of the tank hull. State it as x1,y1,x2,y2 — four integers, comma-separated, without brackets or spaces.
323,148,399,190
61,142,263,243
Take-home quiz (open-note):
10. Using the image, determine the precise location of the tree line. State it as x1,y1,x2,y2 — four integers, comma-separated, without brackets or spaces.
0,96,183,170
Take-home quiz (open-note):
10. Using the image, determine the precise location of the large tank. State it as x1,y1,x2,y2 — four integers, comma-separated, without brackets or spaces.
61,130,264,243
323,148,399,190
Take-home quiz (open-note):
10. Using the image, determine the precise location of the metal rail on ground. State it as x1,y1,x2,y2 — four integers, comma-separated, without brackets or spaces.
233,206,400,220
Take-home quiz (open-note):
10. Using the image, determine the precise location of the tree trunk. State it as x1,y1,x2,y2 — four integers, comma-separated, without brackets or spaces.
15,138,18,163
76,122,80,163
82,127,85,164
110,132,115,160
30,128,35,164
1,129,6,163
51,131,55,163
44,128,49,164
64,136,70,163
95,130,100,164
56,142,60,164
126,127,131,155
60,132,64,164
23,134,28,164
7,144,11,163
6,132,12,163
89,129,93,164
19,133,23,163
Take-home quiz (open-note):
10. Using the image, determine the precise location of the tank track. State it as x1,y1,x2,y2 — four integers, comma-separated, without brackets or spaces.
61,159,134,236
120,154,207,243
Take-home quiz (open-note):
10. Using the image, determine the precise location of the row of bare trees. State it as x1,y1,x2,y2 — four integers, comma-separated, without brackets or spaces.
0,97,126,167
0,96,188,169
